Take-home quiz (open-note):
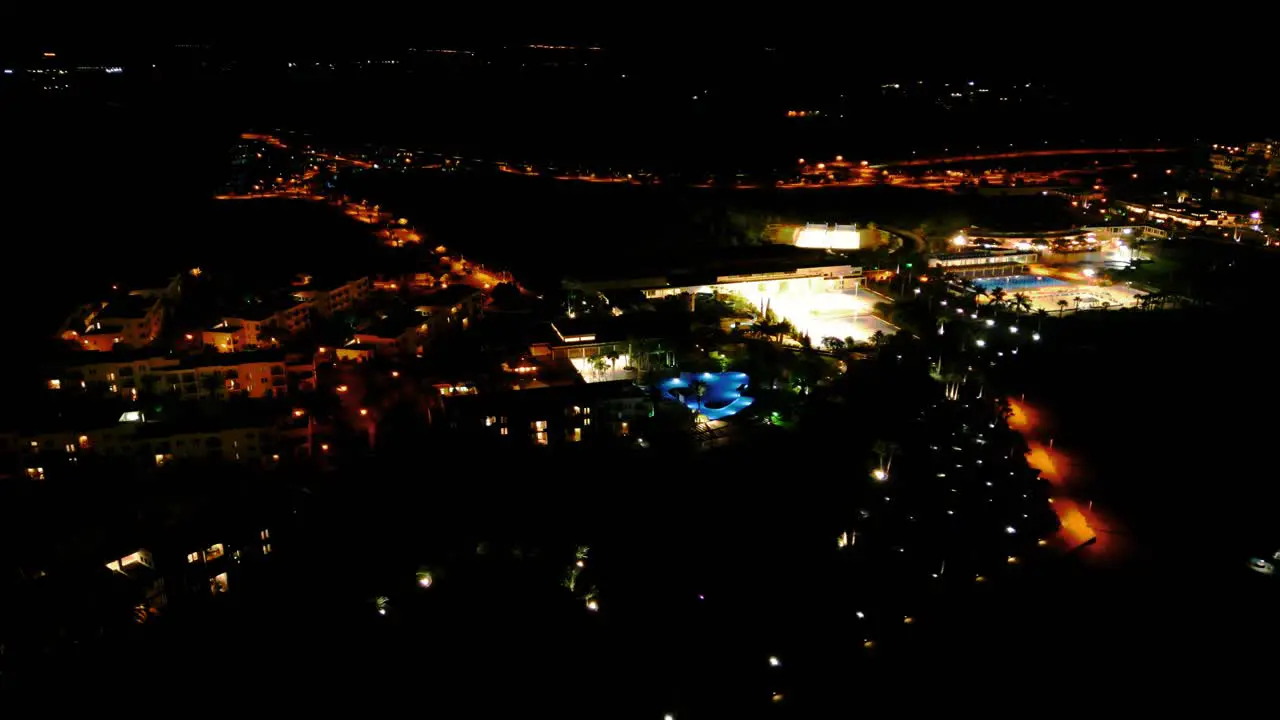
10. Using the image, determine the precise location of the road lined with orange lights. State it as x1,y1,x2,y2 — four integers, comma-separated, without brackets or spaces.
1007,397,1125,563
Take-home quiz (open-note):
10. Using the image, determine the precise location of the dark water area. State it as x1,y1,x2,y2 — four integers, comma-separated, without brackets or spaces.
1004,308,1280,562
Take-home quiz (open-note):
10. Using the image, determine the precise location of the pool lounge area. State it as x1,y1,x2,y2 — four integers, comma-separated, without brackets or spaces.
658,371,754,421
973,275,1069,292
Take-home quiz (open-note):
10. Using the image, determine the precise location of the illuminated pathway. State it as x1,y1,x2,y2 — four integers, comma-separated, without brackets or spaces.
1007,398,1125,563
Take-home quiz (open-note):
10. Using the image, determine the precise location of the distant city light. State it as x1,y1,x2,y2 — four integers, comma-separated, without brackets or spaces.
1005,526,1017,534
768,656,781,667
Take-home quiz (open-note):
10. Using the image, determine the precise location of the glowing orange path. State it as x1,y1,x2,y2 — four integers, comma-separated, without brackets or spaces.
1007,398,1121,559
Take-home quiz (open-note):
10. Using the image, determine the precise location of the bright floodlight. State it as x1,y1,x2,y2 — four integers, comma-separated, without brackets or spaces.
1009,326,1018,333
769,656,781,667
586,600,600,612
872,469,887,481
1005,526,1017,534
950,234,967,246
795,223,860,250
1082,268,1096,277
1032,333,1041,341
985,319,995,327
975,339,986,347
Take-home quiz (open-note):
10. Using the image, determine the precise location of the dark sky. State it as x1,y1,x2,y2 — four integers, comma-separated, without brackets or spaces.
4,5,1275,81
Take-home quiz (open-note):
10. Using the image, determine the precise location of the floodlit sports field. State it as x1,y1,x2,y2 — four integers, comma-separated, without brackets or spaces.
731,284,899,343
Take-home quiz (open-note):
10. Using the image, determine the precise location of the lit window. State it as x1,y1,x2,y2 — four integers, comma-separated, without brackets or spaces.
484,416,496,427
120,551,152,569
65,443,76,454
205,543,225,561
583,418,591,427
187,551,201,564
583,407,591,416
210,572,229,595
154,453,172,467
533,420,547,432
107,372,116,381
262,544,272,555
48,379,61,390
78,435,91,450
535,431,548,446
108,384,118,393
572,428,582,442
26,467,44,480
30,441,38,448
500,427,508,436
260,529,270,541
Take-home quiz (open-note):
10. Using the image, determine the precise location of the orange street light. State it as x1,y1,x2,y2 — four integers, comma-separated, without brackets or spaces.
359,408,369,416
336,385,349,393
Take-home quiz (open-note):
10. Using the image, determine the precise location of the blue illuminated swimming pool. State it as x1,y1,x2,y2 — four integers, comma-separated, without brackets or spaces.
658,371,754,421
973,275,1068,292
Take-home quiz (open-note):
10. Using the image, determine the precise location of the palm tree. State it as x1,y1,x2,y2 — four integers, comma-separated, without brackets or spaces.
604,350,620,376
871,330,887,347
1056,299,1068,317
1013,293,1031,316
990,288,1007,310
1101,301,1111,311
589,355,608,381
692,380,708,418
1073,296,1083,311
1035,309,1049,332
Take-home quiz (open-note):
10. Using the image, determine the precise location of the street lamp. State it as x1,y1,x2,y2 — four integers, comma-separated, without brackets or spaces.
872,469,888,481
975,339,986,347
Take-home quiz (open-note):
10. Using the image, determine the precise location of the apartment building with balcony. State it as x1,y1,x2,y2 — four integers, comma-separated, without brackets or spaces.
49,350,299,401
9,407,280,480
